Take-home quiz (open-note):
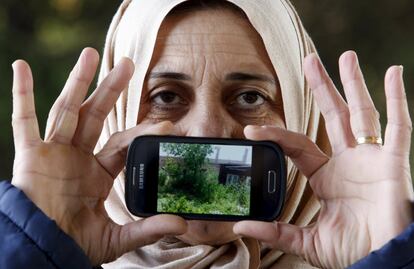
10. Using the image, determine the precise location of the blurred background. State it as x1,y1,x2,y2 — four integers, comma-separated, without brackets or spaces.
0,0,413,180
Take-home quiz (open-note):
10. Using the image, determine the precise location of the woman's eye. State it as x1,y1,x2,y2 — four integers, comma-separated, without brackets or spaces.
235,92,265,107
152,91,183,105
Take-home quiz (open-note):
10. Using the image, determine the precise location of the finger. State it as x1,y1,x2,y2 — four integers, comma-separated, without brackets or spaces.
72,58,134,152
383,66,412,155
304,53,354,154
233,220,311,259
96,121,174,178
339,51,381,142
45,48,99,143
244,125,328,178
12,60,41,149
114,214,187,256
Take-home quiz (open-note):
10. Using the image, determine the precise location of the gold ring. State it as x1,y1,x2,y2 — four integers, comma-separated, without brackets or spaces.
356,136,383,145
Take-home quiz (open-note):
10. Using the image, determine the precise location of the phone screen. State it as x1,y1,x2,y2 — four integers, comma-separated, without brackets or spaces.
157,142,252,216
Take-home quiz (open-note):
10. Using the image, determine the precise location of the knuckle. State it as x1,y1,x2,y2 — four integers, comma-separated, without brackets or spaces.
342,77,365,89
109,131,123,145
323,108,349,122
50,98,80,116
79,103,109,123
61,102,80,114
12,87,30,96
311,83,327,96
106,80,122,93
70,71,91,88
289,147,304,159
348,106,378,118
88,107,108,122
12,112,36,122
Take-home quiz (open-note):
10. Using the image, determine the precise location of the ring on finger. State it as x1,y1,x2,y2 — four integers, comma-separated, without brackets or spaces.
356,136,383,145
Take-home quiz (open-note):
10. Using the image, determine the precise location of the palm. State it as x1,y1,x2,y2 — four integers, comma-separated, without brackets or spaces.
308,147,411,268
11,48,186,266
13,143,117,262
235,51,413,268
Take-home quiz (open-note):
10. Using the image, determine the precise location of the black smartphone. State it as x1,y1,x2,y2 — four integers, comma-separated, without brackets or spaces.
125,135,286,221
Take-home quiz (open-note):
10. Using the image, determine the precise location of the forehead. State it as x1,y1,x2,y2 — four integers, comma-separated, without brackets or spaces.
150,8,274,71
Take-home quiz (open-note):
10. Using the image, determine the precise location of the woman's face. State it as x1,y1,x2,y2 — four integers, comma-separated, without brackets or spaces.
139,7,285,245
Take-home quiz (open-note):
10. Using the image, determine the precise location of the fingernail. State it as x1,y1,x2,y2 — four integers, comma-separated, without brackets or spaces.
76,49,87,66
399,66,404,81
159,121,174,129
80,49,86,63
387,65,404,85
11,61,18,70
343,51,358,71
245,125,261,130
343,51,352,64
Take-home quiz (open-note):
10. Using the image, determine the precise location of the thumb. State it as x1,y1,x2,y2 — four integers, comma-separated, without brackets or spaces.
96,121,174,178
114,214,187,256
233,220,314,259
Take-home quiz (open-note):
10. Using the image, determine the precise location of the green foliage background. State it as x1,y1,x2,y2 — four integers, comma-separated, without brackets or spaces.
0,0,413,180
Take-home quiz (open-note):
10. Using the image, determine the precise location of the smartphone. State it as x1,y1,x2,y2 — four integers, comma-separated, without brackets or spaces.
125,135,286,221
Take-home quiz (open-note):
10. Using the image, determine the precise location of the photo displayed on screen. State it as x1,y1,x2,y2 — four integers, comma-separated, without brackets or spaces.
157,142,252,215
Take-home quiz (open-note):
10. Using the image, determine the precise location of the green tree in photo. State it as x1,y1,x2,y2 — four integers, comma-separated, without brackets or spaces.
160,143,214,200
158,143,251,215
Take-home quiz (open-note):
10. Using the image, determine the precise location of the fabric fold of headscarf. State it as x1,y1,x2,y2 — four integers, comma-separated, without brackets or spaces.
96,0,328,268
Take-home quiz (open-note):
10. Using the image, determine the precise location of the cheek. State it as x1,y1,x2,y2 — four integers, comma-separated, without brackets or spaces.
260,98,285,128
137,99,186,124
261,110,285,128
233,108,285,130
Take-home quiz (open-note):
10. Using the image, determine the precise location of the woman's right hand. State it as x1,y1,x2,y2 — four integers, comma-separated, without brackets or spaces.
11,48,187,266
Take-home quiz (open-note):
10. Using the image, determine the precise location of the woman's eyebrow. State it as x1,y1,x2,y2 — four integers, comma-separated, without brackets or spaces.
225,72,276,84
148,71,276,85
148,72,191,81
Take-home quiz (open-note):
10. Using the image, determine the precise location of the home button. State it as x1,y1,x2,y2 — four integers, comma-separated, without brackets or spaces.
267,170,276,193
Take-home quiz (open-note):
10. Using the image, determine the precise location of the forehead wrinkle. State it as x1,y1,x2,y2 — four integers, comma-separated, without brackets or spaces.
154,42,263,57
152,55,271,71
158,40,258,47
156,32,260,40
157,52,263,57
156,32,262,45
151,55,274,75
160,42,259,51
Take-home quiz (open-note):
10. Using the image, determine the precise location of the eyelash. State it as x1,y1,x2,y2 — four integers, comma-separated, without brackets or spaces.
148,89,188,112
234,90,266,103
147,88,273,116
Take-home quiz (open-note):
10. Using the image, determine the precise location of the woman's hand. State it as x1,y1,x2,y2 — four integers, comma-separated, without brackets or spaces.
234,51,413,269
11,48,187,265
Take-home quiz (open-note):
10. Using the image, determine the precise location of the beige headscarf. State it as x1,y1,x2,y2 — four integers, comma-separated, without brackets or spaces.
96,0,329,268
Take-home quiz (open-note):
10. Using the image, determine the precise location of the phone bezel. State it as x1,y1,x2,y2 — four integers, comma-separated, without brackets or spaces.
125,135,286,221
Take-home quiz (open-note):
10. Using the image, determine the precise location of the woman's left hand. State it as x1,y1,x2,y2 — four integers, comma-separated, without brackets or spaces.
234,51,413,269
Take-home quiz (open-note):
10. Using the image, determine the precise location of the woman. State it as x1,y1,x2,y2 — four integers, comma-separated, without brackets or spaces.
2,0,413,268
